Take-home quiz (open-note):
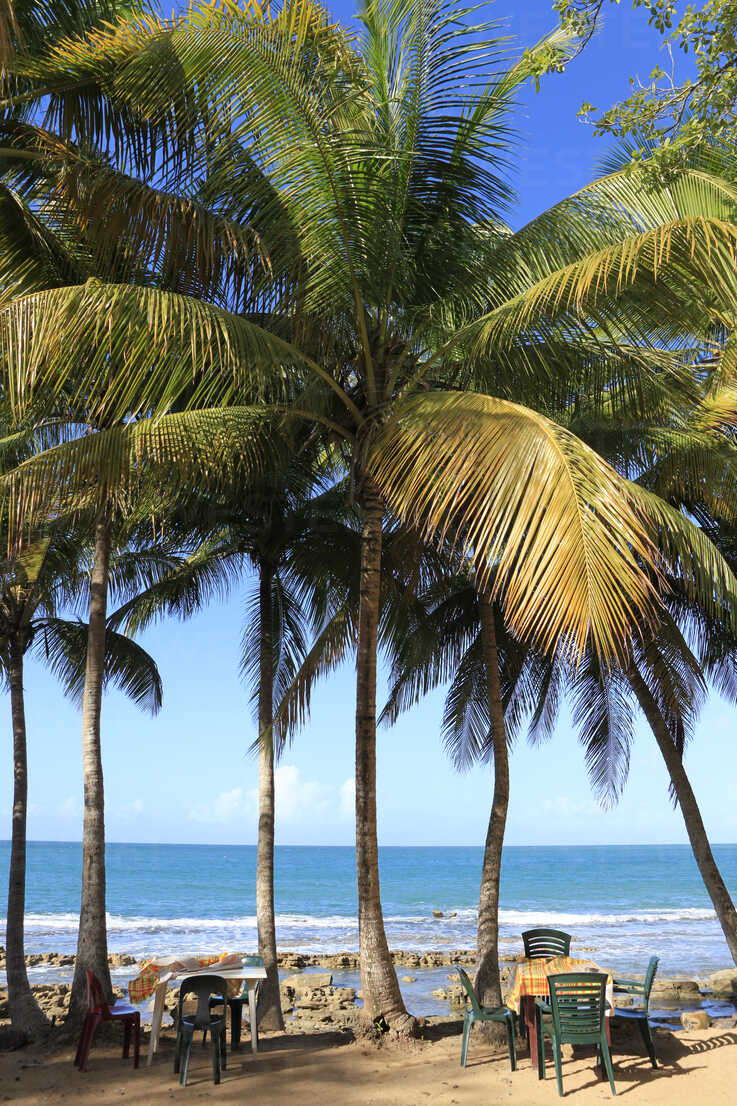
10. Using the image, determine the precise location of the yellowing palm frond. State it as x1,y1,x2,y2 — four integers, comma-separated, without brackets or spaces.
457,216,737,359
369,391,661,661
628,485,737,634
0,280,306,423
691,385,737,433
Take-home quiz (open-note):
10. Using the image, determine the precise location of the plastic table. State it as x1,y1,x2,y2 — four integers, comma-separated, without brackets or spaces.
139,958,267,1066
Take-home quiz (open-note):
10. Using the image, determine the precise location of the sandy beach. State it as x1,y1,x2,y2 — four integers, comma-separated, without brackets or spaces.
3,1017,737,1105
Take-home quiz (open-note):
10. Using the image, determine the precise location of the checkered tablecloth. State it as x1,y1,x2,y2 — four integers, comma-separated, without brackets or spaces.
506,956,610,1013
129,952,246,1004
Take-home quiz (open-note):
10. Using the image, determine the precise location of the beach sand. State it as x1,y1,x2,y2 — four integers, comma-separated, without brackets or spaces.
3,1019,736,1105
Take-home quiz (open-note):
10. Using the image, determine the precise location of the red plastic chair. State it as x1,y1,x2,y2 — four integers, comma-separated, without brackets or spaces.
74,969,140,1072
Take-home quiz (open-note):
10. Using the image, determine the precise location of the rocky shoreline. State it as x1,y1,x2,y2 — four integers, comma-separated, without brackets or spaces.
2,949,736,1035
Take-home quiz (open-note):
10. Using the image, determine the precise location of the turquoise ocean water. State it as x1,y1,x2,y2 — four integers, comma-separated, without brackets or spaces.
2,841,736,986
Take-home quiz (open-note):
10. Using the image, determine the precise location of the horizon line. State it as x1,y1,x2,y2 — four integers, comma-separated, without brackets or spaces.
6,839,737,849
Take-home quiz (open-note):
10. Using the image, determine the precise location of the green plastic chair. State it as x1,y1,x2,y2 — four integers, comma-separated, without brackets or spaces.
174,975,228,1086
207,955,265,1050
522,928,572,960
612,956,659,1069
536,973,615,1097
455,967,517,1071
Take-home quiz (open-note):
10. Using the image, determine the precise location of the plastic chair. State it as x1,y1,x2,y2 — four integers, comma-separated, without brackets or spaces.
522,928,572,960
74,969,140,1072
207,990,243,1049
455,967,517,1071
174,975,227,1086
207,960,264,1051
612,956,659,1068
536,973,615,1097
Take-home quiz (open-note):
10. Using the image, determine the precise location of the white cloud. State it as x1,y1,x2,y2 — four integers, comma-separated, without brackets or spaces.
214,787,246,821
339,777,355,820
275,765,331,822
188,786,251,824
188,766,334,826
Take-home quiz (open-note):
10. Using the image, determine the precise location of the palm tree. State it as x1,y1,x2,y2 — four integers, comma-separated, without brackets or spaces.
6,0,737,1030
0,31,290,1017
558,292,737,965
0,505,164,1037
538,614,737,966
626,661,737,964
379,543,737,999
107,458,363,1029
379,562,550,1011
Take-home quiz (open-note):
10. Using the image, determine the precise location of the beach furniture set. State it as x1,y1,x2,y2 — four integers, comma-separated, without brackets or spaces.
457,927,660,1097
128,952,267,1067
73,936,659,1093
74,952,266,1085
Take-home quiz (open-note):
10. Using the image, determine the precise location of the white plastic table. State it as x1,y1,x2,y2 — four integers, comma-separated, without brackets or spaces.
145,960,267,1066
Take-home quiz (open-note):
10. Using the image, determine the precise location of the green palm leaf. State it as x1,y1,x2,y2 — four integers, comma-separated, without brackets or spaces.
33,615,162,712
0,407,279,541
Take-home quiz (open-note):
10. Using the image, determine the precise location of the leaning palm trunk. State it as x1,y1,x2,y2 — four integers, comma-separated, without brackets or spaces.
474,590,509,1020
629,666,737,965
70,511,114,1019
256,559,284,1030
6,637,49,1037
355,481,413,1034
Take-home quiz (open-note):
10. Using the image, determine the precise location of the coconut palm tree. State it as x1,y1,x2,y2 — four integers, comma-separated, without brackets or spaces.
529,609,737,967
106,455,362,1029
378,561,552,1011
0,503,165,1038
0,52,290,1018
6,0,737,1030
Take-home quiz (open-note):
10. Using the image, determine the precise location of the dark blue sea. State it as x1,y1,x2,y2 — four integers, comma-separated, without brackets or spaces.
2,841,736,990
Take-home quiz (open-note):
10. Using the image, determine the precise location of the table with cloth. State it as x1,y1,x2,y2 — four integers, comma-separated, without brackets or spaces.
506,956,613,1066
128,953,267,1066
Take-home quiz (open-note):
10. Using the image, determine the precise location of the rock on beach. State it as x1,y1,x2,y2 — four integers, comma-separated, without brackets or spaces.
707,969,737,1000
650,978,702,1003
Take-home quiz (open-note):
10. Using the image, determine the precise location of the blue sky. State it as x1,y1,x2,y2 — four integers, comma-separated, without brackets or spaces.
5,0,736,849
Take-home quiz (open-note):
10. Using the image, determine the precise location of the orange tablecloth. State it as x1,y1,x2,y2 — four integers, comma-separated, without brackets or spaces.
506,956,611,1013
129,952,245,1004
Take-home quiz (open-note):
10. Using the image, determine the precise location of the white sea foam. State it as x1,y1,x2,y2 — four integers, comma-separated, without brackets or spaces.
497,908,716,926
8,905,717,934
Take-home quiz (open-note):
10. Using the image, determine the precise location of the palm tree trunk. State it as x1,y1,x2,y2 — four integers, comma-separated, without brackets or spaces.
475,590,509,1016
6,637,49,1038
355,480,413,1034
256,559,284,1030
629,665,737,965
69,510,114,1020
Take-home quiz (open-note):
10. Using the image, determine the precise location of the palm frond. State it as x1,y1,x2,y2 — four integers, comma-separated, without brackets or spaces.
106,540,243,634
371,390,661,661
33,615,162,712
0,280,311,424
629,485,737,635
0,407,279,543
440,635,491,772
455,216,737,361
270,599,357,746
570,651,634,807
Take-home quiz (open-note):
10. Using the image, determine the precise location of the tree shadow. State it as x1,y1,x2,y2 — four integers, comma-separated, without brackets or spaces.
417,1018,464,1044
